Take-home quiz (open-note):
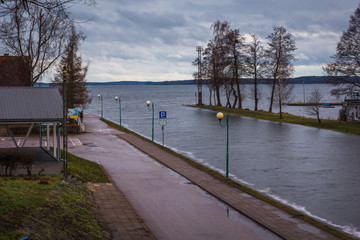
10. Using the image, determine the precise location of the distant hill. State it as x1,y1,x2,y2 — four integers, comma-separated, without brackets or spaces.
86,80,196,85
86,76,329,85
288,76,329,84
35,76,329,86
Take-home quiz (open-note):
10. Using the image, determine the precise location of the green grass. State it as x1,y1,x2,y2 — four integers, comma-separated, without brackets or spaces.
22,180,111,240
67,151,110,183
0,175,60,239
101,117,357,240
0,176,111,240
191,104,360,136
285,102,342,106
0,149,111,239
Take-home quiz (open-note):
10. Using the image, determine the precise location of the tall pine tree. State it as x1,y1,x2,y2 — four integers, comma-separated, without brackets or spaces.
53,24,91,109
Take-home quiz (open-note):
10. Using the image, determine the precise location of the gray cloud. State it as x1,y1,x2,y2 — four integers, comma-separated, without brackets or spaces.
68,0,360,82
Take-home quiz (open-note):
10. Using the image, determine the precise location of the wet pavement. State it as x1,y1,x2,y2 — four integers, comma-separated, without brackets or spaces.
88,182,155,240
68,113,340,240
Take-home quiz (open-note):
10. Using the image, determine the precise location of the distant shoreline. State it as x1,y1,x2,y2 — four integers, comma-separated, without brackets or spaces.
36,76,331,86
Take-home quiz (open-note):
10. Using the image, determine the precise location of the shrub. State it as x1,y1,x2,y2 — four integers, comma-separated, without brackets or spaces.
0,149,35,176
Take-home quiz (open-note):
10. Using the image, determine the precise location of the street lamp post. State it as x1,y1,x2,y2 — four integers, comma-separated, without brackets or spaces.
216,112,229,179
115,96,122,126
62,67,68,179
146,101,154,142
98,94,103,118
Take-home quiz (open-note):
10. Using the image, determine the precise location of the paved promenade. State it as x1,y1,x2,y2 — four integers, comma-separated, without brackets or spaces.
70,113,340,240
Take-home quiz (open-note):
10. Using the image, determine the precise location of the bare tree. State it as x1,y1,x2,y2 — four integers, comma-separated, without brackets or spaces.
0,0,72,85
203,38,227,106
244,34,266,111
271,82,294,108
203,40,219,106
305,88,323,124
52,24,91,109
201,20,248,108
225,28,246,109
0,0,94,85
0,0,95,17
211,20,232,106
266,26,297,118
324,5,360,96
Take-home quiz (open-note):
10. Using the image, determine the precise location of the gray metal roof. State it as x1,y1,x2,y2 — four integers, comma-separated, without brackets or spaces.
0,87,63,123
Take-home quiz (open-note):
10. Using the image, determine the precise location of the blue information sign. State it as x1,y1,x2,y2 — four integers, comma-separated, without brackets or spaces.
68,108,79,119
159,111,167,119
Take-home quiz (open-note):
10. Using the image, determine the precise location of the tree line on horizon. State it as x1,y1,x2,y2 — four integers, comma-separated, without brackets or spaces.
195,6,360,119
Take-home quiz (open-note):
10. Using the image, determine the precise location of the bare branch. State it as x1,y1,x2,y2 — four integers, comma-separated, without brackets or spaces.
304,88,323,124
324,5,360,95
1,0,72,85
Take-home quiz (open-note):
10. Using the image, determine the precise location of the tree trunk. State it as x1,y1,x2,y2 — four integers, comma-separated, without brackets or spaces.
254,76,258,111
234,56,242,109
278,79,282,119
232,88,238,109
215,81,222,106
225,89,231,108
236,80,242,109
317,111,321,124
269,78,276,112
214,91,217,106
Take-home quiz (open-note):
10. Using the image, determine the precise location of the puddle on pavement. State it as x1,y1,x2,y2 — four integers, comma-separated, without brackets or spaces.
83,142,98,147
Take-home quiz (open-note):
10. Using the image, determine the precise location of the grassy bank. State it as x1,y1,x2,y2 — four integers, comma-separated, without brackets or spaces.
285,102,342,106
0,152,111,239
101,118,356,240
67,151,110,183
191,104,360,136
0,175,59,239
0,175,110,240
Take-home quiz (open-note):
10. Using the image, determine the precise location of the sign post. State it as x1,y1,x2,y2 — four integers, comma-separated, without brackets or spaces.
159,111,167,146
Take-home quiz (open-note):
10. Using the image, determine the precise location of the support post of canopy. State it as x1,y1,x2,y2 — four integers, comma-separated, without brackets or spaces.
21,123,34,147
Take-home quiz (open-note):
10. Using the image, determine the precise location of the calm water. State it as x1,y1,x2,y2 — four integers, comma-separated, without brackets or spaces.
85,84,360,238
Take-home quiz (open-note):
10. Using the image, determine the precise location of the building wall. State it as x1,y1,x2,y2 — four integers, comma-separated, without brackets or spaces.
0,54,31,86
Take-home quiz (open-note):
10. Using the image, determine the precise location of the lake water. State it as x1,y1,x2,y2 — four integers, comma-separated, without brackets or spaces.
85,84,360,238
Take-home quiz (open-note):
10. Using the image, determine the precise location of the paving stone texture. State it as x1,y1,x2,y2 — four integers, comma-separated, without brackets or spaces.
87,182,155,240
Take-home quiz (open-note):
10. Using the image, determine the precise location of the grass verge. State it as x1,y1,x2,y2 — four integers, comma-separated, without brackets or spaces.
0,175,59,239
22,179,111,240
190,104,360,136
0,175,110,240
101,117,357,240
285,102,342,106
67,151,110,183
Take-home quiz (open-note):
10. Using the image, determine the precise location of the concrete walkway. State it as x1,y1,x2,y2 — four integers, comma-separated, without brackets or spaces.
69,113,340,240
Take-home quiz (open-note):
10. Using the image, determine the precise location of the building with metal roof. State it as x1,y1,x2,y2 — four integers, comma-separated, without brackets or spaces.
0,86,64,161
0,87,63,123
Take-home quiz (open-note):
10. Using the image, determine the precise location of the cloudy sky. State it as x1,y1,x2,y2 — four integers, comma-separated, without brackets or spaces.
70,0,360,82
